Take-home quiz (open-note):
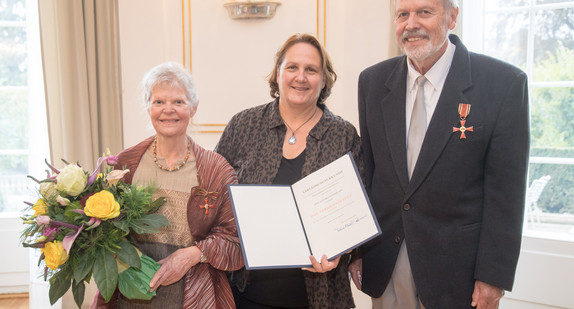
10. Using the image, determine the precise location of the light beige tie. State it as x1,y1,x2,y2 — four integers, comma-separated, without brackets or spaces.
407,75,427,180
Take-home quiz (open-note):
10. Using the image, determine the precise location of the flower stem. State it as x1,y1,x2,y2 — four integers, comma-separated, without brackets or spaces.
51,220,80,231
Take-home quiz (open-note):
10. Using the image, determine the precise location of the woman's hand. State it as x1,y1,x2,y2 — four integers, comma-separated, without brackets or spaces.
302,254,340,273
149,246,202,292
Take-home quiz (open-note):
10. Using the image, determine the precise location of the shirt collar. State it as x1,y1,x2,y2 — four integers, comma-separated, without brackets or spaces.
407,39,456,93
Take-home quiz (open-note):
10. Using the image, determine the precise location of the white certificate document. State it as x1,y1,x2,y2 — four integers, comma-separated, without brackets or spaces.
228,153,381,269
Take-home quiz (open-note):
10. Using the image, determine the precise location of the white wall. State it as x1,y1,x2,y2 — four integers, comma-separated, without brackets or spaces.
500,236,574,309
118,0,390,150
0,217,29,294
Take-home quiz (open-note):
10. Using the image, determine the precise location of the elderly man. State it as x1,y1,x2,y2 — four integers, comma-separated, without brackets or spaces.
352,0,530,308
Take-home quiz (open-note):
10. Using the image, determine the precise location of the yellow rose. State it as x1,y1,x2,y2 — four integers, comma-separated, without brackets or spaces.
42,241,68,270
85,190,120,220
32,199,47,216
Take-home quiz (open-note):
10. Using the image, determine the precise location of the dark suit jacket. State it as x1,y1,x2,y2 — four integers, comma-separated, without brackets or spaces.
358,35,529,308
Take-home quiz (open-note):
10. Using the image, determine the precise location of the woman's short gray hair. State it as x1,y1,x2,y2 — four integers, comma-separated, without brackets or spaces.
141,62,199,111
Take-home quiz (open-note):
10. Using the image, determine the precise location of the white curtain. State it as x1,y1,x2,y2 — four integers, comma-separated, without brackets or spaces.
38,0,123,172
36,1,122,307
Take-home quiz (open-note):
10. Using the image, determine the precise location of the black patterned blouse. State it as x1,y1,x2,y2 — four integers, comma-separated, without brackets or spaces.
215,99,362,309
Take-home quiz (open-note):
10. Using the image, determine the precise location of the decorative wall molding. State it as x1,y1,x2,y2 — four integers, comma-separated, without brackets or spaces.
316,0,326,46
182,0,192,72
192,123,227,134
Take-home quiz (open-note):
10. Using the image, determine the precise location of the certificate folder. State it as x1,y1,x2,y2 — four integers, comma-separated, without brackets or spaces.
228,153,381,270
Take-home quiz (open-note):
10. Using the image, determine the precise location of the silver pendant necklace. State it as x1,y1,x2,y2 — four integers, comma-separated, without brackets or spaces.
282,106,318,145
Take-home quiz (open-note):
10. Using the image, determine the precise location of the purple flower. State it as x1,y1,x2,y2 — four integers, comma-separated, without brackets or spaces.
36,215,51,225
43,226,59,237
62,224,84,255
104,155,119,166
87,154,119,186
85,217,102,230
87,157,105,186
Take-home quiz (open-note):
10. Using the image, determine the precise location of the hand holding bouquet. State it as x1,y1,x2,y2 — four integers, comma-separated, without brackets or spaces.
21,152,169,307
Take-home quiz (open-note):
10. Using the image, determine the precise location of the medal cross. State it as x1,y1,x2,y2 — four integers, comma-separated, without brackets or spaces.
200,198,214,215
453,119,474,139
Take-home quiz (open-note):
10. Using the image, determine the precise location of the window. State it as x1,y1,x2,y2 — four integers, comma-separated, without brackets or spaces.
463,0,574,241
0,0,48,216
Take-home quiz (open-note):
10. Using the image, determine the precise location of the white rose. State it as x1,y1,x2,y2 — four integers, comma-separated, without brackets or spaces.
39,182,58,200
56,164,87,197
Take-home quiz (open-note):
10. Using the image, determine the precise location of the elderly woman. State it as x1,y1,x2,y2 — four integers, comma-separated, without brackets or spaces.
215,34,361,309
93,62,243,308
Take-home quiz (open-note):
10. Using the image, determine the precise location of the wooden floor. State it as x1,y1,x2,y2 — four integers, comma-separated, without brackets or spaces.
0,293,28,309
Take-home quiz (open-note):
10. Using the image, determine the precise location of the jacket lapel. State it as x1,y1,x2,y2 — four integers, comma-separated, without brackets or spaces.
404,35,473,201
382,57,410,192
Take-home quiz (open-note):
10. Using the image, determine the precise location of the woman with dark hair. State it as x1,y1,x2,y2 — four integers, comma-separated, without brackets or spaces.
215,34,360,309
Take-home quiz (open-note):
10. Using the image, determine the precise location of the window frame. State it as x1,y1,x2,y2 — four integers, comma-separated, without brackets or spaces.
462,0,574,242
0,0,50,216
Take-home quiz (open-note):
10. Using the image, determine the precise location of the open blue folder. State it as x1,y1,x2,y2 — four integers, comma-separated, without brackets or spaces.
228,153,381,270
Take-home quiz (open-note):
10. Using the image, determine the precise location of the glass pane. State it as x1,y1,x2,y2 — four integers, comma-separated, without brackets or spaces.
483,11,529,69
0,155,28,213
0,174,29,212
0,89,28,212
0,89,28,149
0,154,27,175
530,87,574,149
0,88,29,214
0,0,26,22
485,0,528,9
529,85,574,236
0,0,46,217
532,8,574,82
0,26,27,87
526,162,574,236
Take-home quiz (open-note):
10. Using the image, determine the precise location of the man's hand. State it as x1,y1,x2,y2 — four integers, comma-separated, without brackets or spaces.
471,280,504,309
348,257,362,290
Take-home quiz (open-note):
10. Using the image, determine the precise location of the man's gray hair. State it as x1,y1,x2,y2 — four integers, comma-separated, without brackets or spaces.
445,0,459,9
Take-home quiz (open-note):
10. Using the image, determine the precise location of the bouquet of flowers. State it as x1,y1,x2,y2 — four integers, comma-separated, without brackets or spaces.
20,152,169,307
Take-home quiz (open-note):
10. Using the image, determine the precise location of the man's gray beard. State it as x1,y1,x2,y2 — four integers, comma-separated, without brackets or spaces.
400,29,450,63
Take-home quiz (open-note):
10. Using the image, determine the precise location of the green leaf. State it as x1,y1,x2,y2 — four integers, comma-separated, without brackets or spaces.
112,220,130,234
93,248,118,302
130,214,170,234
116,239,141,269
148,196,166,213
48,267,72,305
64,201,82,218
72,280,85,308
73,250,95,283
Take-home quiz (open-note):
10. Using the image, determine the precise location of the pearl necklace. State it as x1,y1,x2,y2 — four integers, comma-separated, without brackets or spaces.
282,106,318,145
152,137,191,172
